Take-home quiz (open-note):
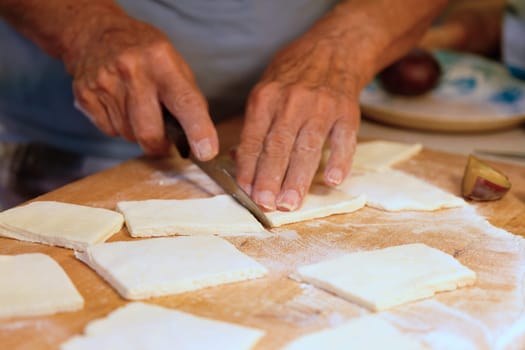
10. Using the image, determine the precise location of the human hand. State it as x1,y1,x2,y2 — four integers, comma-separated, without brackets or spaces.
68,11,218,159
236,33,374,211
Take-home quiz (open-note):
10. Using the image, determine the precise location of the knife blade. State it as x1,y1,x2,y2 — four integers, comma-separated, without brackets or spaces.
162,108,272,229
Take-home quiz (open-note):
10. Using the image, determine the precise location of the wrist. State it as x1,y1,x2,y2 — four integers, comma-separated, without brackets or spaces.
60,4,128,72
304,9,388,89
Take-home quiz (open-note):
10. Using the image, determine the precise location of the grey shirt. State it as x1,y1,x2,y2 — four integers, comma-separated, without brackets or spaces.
0,0,338,158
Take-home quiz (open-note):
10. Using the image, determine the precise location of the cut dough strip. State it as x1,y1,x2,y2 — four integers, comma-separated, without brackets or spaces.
60,302,264,350
266,186,366,227
352,140,422,171
339,168,466,211
117,195,265,237
294,243,476,311
283,315,428,350
0,253,84,319
0,201,124,251
75,236,268,300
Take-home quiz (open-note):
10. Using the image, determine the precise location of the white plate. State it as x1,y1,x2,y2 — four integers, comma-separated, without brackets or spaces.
360,50,525,132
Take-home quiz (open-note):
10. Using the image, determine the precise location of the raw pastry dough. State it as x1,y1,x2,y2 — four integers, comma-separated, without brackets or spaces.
60,302,264,350
75,236,268,300
117,195,265,237
283,315,427,350
0,201,124,251
294,243,476,311
339,169,465,211
352,140,422,171
267,186,366,227
0,253,84,318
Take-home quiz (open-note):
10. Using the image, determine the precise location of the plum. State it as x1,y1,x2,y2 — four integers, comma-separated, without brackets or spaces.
379,48,441,96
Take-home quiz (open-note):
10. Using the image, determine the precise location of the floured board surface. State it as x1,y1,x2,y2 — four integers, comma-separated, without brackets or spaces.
1,118,525,349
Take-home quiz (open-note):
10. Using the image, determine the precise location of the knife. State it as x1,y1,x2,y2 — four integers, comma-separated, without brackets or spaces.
162,108,273,229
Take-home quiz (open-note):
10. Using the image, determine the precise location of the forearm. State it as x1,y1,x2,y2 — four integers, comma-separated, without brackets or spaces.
304,0,449,86
0,0,126,63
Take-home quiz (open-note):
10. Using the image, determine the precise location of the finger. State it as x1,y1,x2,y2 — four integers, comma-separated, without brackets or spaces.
324,107,360,186
73,82,117,136
94,69,136,141
158,73,218,161
251,93,305,211
126,77,170,155
276,119,332,211
235,84,280,194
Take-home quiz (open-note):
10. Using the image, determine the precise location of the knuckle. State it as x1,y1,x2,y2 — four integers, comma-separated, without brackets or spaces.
115,50,140,77
173,90,203,111
237,139,263,157
146,39,172,58
94,69,114,91
250,82,280,105
263,129,294,156
297,132,324,154
135,127,160,148
286,84,310,101
73,84,91,104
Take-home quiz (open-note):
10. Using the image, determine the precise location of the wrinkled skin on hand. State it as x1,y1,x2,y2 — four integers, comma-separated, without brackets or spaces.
69,13,218,159
236,34,370,212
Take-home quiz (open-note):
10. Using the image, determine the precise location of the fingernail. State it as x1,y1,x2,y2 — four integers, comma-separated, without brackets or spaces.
326,168,343,185
195,139,214,160
277,189,300,211
254,190,276,211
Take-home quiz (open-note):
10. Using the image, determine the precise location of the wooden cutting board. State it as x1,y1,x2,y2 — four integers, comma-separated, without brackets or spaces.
1,117,525,349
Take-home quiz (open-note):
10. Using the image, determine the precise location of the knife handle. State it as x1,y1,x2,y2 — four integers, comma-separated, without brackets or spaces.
162,106,191,159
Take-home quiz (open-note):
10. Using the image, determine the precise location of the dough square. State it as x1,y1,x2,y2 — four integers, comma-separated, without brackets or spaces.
267,185,366,227
283,315,427,350
116,195,265,237
339,169,466,211
75,236,268,300
294,243,476,311
0,253,84,319
353,140,422,171
60,302,264,350
0,201,124,251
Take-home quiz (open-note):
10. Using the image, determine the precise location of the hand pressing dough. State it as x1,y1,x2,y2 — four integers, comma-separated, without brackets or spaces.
61,302,264,350
339,169,465,211
0,201,124,251
294,243,476,311
0,253,83,319
75,236,268,300
267,186,366,227
117,195,265,237
283,315,428,350
352,140,422,171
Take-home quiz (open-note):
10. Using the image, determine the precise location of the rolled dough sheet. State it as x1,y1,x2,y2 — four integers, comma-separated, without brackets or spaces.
294,243,476,311
60,302,264,350
0,201,124,251
75,236,268,300
0,253,84,319
353,140,422,171
267,186,366,227
339,169,466,211
283,315,428,350
116,195,265,237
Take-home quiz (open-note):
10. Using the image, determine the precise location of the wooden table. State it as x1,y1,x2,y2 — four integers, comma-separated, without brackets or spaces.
1,117,525,349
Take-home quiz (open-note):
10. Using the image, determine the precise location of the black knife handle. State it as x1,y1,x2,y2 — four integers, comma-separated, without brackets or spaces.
162,106,191,159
